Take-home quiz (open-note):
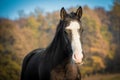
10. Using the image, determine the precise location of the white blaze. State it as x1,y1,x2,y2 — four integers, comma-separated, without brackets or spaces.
66,21,83,64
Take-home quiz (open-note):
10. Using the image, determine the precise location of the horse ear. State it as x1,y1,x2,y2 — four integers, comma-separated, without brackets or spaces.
60,7,67,20
76,6,82,19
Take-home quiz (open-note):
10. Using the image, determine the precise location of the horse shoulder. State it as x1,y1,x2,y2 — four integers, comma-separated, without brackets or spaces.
21,48,44,80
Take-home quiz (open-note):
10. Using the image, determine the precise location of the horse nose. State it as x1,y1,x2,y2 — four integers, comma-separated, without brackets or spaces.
72,50,85,64
75,51,85,64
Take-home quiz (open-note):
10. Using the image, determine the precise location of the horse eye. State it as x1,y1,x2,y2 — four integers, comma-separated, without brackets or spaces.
65,29,71,34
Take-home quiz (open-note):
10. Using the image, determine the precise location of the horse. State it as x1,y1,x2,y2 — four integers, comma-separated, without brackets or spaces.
21,6,84,80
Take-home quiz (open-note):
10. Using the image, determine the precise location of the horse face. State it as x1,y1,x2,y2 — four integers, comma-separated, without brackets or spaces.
60,7,84,64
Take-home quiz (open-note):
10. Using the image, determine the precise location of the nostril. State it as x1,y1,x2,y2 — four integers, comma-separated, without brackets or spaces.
74,54,77,59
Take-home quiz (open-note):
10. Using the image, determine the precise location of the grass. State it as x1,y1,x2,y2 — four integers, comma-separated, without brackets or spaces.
82,73,120,80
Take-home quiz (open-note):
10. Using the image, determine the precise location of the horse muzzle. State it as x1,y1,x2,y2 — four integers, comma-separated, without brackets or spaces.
72,51,84,64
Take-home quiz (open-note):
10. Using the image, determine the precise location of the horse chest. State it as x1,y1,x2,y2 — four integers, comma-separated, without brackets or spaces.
50,63,81,80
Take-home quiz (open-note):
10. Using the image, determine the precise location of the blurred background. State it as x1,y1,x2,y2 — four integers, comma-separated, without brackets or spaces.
0,0,120,80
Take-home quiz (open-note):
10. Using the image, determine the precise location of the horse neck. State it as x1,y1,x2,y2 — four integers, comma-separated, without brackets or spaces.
46,22,71,67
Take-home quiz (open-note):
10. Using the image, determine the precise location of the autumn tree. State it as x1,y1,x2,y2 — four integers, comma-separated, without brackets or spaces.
107,0,120,72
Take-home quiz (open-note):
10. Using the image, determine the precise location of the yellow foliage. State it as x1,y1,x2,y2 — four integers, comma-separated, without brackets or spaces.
91,56,105,69
27,16,40,29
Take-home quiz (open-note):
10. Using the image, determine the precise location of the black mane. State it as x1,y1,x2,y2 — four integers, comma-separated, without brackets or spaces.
45,20,72,67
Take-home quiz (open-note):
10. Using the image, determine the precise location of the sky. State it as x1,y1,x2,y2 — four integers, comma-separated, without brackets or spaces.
0,0,114,20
